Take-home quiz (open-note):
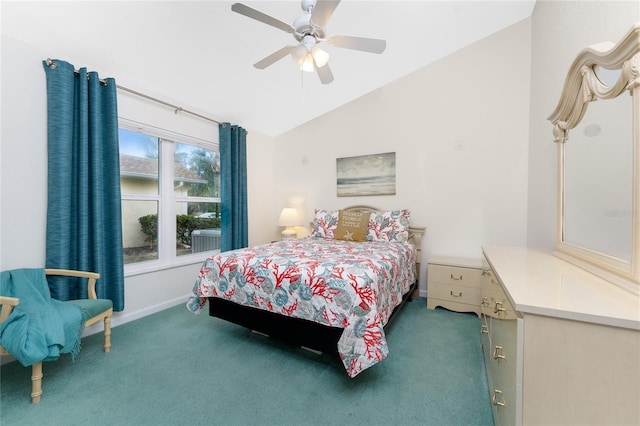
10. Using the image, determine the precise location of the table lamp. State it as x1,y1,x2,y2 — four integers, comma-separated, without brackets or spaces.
278,208,301,240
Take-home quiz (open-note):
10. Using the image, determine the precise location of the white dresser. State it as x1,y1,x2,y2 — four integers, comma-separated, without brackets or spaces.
481,246,640,426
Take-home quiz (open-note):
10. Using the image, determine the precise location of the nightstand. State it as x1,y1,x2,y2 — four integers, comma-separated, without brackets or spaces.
426,256,483,316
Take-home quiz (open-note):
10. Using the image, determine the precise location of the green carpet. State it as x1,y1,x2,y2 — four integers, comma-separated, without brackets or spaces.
1,298,493,426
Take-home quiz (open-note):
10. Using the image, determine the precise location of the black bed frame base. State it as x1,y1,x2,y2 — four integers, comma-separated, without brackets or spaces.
208,281,418,357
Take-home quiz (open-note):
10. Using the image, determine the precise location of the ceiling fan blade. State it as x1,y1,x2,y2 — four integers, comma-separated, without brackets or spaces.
328,35,387,54
254,46,295,69
231,3,294,34
314,61,334,85
310,0,341,27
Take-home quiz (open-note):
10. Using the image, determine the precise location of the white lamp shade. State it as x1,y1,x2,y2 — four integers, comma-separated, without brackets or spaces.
278,208,301,227
300,55,314,73
291,44,307,64
312,47,330,68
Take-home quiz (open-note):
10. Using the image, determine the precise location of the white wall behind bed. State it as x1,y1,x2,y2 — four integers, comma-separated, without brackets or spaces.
271,20,532,296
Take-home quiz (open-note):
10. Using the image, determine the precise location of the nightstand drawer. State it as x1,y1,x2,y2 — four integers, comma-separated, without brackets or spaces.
427,281,481,305
428,264,484,287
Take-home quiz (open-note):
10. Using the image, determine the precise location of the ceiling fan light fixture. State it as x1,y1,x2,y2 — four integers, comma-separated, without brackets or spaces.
291,44,308,64
301,54,314,72
311,46,330,67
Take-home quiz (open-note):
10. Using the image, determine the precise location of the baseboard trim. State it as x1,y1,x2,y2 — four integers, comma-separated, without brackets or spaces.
82,294,191,337
1,294,191,365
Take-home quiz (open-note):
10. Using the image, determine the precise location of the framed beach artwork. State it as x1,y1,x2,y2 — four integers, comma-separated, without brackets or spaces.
336,152,396,197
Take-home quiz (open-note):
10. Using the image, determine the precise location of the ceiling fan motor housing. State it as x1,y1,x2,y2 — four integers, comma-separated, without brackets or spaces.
293,0,325,41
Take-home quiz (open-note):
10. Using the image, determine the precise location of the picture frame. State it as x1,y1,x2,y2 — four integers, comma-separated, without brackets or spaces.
336,152,396,197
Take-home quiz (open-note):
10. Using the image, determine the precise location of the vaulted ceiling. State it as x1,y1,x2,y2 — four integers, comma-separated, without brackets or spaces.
2,1,535,136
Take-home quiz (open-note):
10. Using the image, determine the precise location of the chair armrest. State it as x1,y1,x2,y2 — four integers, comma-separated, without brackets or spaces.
0,296,20,324
44,269,101,300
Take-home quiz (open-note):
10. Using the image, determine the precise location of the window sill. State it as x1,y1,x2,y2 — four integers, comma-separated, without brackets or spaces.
124,250,220,278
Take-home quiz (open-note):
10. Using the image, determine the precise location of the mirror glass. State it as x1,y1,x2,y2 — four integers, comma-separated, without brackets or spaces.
595,66,623,86
562,93,633,262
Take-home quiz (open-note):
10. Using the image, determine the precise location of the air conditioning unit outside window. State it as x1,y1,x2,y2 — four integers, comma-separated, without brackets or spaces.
191,229,221,253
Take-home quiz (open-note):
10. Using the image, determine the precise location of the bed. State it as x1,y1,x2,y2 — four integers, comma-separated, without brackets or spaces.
186,206,425,377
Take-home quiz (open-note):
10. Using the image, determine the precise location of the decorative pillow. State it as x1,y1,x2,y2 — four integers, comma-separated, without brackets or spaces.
367,209,411,243
310,209,339,238
334,210,369,242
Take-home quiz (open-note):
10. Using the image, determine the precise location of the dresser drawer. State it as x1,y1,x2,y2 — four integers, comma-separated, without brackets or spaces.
489,315,519,426
491,316,518,388
484,275,517,320
486,294,518,320
480,314,492,380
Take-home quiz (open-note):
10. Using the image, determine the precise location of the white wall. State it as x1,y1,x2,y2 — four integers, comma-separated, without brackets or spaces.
0,34,276,327
526,1,640,250
1,35,49,270
272,20,532,294
246,129,278,246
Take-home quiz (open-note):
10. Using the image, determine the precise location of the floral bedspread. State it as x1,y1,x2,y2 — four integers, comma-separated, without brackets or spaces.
186,237,416,377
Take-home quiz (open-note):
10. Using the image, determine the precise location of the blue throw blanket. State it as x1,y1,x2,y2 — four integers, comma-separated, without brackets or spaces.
0,268,86,366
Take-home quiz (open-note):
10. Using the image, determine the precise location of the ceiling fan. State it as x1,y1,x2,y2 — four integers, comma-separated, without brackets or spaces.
231,0,387,84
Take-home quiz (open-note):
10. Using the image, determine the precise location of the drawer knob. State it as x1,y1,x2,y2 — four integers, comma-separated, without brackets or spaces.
450,273,463,280
493,345,507,361
480,325,489,334
450,290,463,297
492,389,506,407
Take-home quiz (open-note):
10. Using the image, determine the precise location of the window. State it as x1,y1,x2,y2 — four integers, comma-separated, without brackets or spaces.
119,123,220,268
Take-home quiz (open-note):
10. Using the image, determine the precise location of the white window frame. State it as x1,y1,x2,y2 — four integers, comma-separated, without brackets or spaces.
119,118,220,276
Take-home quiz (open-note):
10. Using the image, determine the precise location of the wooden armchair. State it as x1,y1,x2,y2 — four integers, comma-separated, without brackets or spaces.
0,269,113,403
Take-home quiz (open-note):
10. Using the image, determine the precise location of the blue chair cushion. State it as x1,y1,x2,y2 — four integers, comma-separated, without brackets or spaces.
65,299,112,319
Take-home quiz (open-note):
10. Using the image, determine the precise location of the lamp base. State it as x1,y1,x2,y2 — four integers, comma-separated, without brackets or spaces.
281,228,297,241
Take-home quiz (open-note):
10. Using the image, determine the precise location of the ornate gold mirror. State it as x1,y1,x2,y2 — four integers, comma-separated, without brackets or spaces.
549,23,640,295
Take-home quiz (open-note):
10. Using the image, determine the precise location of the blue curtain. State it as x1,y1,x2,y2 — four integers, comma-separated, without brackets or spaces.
42,59,125,312
219,123,248,251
